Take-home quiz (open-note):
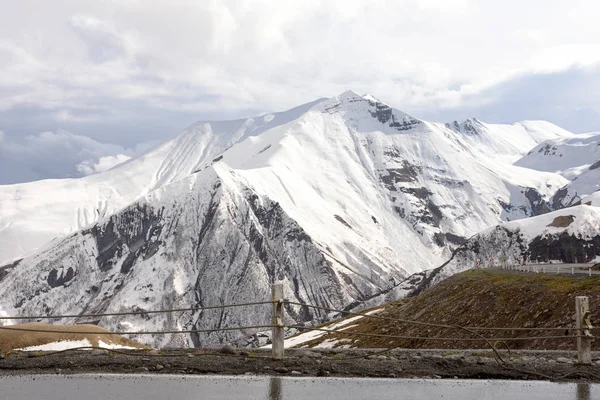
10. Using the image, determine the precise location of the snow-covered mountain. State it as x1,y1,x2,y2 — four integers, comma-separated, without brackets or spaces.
0,91,583,347
516,132,600,208
0,99,324,265
411,203,600,294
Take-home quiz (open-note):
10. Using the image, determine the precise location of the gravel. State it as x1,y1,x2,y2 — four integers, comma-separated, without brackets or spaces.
0,348,597,382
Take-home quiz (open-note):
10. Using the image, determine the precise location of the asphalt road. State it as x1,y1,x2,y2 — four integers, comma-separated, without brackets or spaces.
500,263,600,276
0,375,598,400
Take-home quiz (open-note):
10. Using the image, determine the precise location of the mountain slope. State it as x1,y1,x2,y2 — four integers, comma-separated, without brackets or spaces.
446,118,573,161
0,94,575,266
286,269,600,350
515,132,600,208
0,168,363,348
0,91,586,347
0,99,324,265
411,203,600,293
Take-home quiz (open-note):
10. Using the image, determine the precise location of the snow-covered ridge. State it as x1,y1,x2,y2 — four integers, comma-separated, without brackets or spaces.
516,131,600,176
425,203,600,287
0,91,596,347
516,131,600,208
1,90,574,265
0,98,325,265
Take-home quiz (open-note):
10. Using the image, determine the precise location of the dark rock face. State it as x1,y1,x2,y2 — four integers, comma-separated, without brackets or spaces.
366,101,422,132
446,118,485,135
445,233,467,246
445,121,461,132
184,187,351,347
462,119,484,135
536,143,560,156
524,188,552,216
419,223,600,295
381,161,421,190
333,215,352,229
0,259,21,284
84,204,165,274
433,232,445,247
370,102,392,124
589,160,600,170
47,267,75,288
499,188,552,220
498,199,527,217
552,186,570,209
528,233,600,263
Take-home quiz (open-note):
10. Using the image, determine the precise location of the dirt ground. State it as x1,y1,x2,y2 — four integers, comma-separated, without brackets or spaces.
1,348,600,382
298,269,600,351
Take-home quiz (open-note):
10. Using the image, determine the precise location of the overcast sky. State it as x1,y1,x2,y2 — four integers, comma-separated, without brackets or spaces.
1,0,600,184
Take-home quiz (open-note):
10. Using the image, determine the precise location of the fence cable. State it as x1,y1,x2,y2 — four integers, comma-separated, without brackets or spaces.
0,300,274,321
0,324,275,336
285,301,591,332
284,325,584,342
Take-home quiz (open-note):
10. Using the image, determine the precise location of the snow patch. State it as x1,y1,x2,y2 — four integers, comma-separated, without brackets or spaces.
16,339,92,352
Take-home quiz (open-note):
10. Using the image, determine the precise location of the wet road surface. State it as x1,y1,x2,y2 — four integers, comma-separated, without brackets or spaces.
1,374,598,400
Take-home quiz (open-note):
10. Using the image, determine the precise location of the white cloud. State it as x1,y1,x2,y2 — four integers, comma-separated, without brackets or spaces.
76,154,131,175
0,0,598,153
0,0,598,117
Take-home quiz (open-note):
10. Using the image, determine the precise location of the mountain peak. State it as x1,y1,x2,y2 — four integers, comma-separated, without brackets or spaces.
445,118,486,135
336,89,363,99
362,93,387,105
311,91,424,134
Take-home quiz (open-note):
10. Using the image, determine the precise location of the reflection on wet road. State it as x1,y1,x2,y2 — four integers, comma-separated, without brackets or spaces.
0,374,597,400
269,377,282,400
578,382,591,400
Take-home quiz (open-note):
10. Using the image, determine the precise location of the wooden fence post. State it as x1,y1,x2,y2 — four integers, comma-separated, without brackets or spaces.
576,296,592,365
271,282,284,360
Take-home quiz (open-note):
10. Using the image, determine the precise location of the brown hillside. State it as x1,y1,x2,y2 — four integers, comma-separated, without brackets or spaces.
298,269,600,350
0,323,148,352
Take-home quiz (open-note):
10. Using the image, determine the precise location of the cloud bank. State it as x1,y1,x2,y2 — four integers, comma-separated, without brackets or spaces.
0,130,149,184
0,0,599,184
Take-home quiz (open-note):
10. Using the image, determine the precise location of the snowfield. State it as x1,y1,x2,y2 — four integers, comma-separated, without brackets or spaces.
516,131,600,207
15,339,138,352
1,90,598,348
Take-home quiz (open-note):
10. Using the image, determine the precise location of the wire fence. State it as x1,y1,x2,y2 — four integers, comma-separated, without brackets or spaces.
0,284,595,381
0,324,276,336
0,299,593,341
0,300,274,320
285,301,589,332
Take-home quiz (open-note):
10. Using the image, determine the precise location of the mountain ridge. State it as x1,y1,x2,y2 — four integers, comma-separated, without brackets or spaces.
1,91,597,347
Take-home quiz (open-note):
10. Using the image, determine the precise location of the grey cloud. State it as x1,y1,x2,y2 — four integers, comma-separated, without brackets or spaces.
0,0,599,185
412,65,600,133
0,130,150,184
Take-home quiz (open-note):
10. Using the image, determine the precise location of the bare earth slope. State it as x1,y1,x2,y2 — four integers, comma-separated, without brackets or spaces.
0,322,148,352
293,269,600,351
